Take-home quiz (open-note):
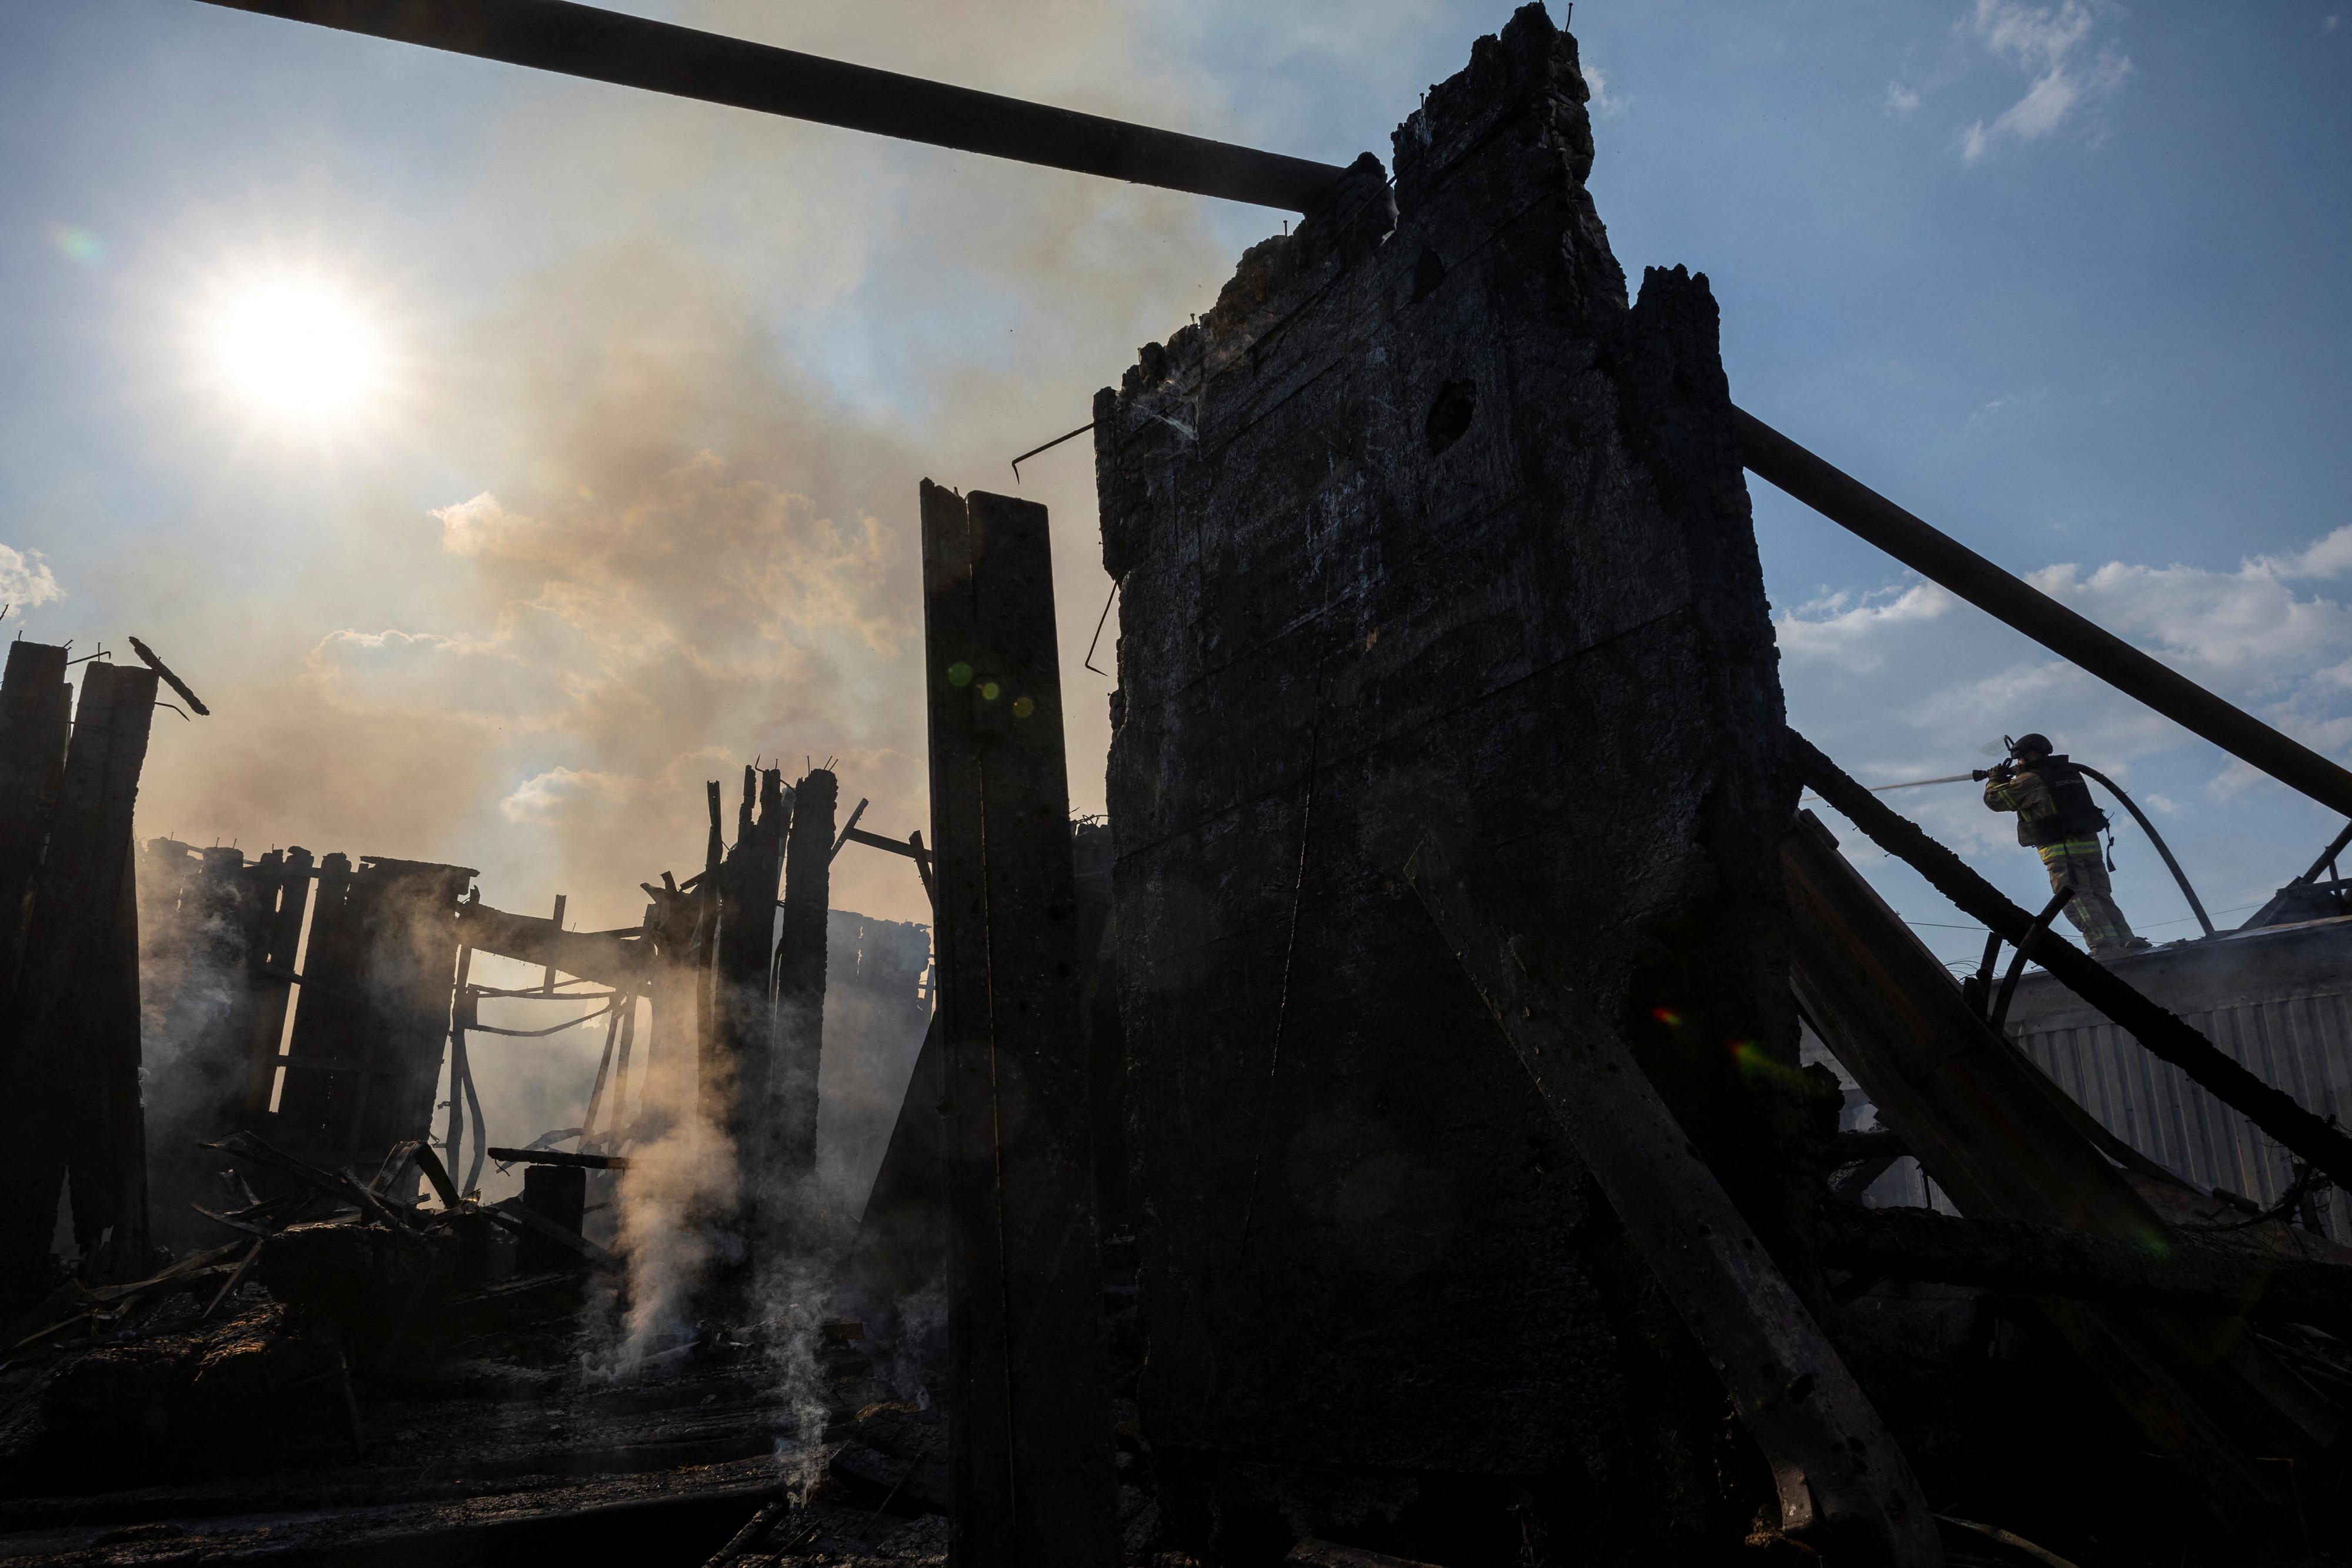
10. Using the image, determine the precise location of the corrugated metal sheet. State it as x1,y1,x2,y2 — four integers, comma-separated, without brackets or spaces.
2003,914,2352,1243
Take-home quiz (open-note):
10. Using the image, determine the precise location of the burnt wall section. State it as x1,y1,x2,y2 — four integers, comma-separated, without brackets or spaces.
273,855,474,1189
138,840,306,1252
0,657,159,1293
1095,7,1799,1557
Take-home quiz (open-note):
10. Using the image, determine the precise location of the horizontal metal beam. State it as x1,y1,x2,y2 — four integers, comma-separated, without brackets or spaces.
1736,407,2352,822
484,1145,630,1171
191,0,1348,211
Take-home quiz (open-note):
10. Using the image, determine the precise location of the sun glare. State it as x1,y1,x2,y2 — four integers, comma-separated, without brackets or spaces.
202,273,390,432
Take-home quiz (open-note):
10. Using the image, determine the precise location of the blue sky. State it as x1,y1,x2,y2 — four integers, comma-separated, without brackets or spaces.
4,0,2350,978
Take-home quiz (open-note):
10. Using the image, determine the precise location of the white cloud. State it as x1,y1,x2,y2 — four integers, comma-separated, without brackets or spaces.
2325,14,2341,32
1966,389,2049,428
433,492,562,561
0,544,64,610
1776,583,1957,673
1885,82,1924,116
1970,0,2096,72
1956,0,2132,162
501,765,656,824
1584,62,1630,120
2256,524,2352,581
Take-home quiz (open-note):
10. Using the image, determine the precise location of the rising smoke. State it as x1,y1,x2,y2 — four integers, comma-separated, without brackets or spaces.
58,0,1257,1475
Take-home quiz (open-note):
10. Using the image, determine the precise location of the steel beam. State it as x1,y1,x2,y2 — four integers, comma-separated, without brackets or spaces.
191,0,1347,211
1737,407,2352,820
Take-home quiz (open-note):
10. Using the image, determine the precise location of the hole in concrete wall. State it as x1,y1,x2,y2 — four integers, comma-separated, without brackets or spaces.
1424,379,1477,455
1411,245,1446,303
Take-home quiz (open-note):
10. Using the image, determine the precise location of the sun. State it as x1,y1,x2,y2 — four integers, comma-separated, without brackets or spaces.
201,272,390,432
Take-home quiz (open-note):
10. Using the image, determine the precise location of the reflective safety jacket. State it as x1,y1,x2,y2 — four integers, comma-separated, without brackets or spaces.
1983,754,2110,850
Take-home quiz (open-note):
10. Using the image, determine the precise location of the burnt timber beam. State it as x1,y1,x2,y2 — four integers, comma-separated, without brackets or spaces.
453,897,655,989
714,766,789,1270
127,635,211,717
1790,730,2352,1195
189,0,1348,212
693,778,727,1126
841,825,934,869
1406,827,1940,1564
1740,410,2352,820
920,481,1120,1566
0,663,161,1284
772,767,835,1203
1816,1200,2352,1338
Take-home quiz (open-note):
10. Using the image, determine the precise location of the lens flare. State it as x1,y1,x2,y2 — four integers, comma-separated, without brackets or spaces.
202,273,389,431
45,224,106,266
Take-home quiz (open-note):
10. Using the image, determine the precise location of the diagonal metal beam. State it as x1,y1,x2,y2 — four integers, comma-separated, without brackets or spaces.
1738,407,2352,822
191,0,1348,211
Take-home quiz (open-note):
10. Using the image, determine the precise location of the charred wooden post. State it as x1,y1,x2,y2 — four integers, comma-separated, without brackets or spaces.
0,661,161,1286
92,828,149,1279
773,767,836,1202
694,778,727,1124
920,480,1121,1567
713,768,787,1109
1071,820,1127,1231
444,942,475,1188
713,767,789,1264
609,983,639,1128
0,641,71,1002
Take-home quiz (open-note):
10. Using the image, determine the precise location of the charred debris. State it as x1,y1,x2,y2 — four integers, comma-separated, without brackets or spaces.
6,5,2352,1567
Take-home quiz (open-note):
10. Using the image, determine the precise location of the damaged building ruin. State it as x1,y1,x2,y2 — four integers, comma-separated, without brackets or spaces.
8,4,2352,1566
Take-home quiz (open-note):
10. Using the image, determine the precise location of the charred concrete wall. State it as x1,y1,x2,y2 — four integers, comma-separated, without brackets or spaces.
1095,8,1804,1558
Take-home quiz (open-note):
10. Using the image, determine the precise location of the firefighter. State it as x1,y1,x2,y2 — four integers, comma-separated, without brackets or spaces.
1977,733,2150,958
